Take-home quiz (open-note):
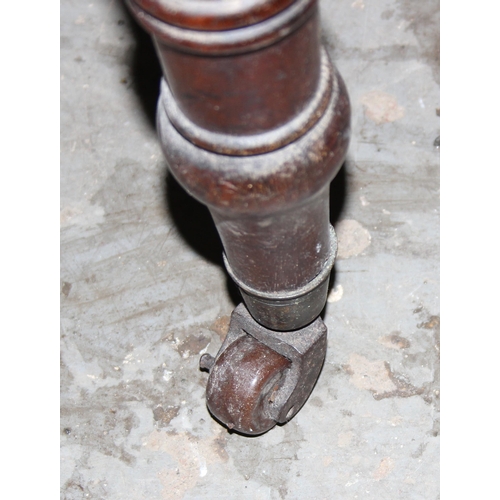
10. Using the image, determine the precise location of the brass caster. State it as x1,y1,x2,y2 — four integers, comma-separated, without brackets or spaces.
201,304,327,436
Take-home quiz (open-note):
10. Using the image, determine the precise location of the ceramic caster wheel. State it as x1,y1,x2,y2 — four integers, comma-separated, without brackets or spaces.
205,334,291,436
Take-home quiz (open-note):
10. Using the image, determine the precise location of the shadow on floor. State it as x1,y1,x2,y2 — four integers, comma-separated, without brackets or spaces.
164,173,241,307
122,4,162,130
325,161,349,300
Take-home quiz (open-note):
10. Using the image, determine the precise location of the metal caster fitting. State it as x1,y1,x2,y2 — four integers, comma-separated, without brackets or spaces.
200,304,327,436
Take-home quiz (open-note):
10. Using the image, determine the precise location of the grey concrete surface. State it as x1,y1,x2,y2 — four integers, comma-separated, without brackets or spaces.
60,0,439,498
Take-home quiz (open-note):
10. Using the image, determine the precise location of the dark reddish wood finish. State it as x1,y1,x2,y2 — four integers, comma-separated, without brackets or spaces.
154,12,320,136
206,334,290,435
132,0,296,31
157,69,350,292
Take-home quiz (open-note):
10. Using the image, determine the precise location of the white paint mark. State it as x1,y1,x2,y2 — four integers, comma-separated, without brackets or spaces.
360,195,370,206
327,284,344,303
419,97,425,108
398,20,410,30
199,343,210,356
190,442,208,478
199,461,208,478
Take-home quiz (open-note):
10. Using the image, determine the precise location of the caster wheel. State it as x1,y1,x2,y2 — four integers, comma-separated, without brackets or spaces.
206,334,290,436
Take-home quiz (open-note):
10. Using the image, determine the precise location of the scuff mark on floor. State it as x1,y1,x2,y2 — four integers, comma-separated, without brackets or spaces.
335,220,372,259
153,405,180,428
372,456,395,480
344,353,397,393
373,362,425,400
360,90,405,124
146,426,229,499
378,332,411,350
344,353,425,400
177,334,211,359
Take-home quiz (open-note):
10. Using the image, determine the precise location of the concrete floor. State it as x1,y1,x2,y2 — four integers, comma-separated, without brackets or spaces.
60,0,439,498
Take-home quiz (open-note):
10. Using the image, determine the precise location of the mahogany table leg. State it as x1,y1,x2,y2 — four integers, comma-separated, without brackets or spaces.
126,0,350,435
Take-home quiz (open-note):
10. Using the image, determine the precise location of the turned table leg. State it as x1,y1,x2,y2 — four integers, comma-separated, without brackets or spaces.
126,0,350,435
